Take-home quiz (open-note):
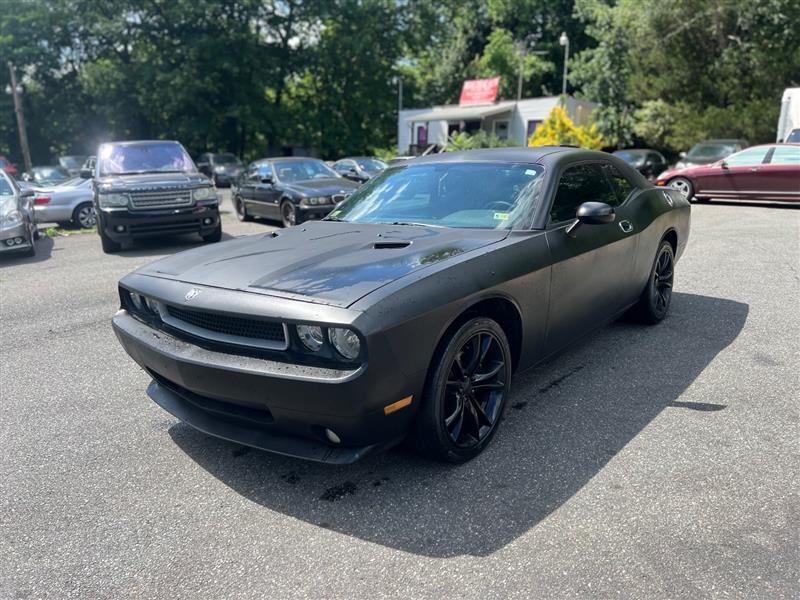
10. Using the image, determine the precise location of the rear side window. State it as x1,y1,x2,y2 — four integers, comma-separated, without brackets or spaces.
600,163,634,204
770,146,800,165
550,163,618,223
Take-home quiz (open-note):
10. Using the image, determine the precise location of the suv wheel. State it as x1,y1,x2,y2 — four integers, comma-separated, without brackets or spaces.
202,223,222,243
100,229,121,254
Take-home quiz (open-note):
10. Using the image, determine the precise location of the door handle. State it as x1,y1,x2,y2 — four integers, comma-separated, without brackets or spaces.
749,168,759,172
619,220,634,233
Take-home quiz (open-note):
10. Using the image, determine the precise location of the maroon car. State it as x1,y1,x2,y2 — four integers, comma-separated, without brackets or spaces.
656,144,800,203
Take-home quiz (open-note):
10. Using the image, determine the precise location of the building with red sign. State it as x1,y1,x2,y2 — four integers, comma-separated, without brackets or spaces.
398,94,597,155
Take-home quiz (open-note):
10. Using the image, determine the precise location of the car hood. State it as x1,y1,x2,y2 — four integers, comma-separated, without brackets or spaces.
283,178,360,197
95,172,211,190
137,221,509,308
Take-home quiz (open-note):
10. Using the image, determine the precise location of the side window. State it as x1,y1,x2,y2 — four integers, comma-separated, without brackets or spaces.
600,163,634,204
550,164,618,224
247,165,260,181
725,147,770,166
770,146,800,165
257,163,274,179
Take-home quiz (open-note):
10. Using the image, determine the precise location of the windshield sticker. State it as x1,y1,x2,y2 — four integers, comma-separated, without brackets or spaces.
493,212,510,220
525,169,538,176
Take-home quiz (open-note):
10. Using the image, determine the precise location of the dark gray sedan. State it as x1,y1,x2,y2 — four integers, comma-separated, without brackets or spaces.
113,147,690,464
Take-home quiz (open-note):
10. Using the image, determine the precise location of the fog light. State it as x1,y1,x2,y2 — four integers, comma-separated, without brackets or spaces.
115,225,125,233
324,428,341,444
5,239,13,246
14,237,23,244
203,217,212,225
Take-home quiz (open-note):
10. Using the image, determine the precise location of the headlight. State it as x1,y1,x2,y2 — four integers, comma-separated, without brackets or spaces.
300,197,326,206
193,186,217,201
297,325,324,351
214,166,226,174
98,193,129,208
3,210,22,225
329,327,361,360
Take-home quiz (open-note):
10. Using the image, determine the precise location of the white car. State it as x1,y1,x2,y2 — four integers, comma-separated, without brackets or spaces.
32,176,95,229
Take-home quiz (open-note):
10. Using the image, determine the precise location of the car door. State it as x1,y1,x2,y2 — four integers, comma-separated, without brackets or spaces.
544,162,639,353
692,146,771,199
256,163,283,217
237,165,259,209
756,145,800,201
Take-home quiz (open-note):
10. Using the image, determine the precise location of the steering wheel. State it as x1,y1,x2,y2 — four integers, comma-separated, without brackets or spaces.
486,201,513,211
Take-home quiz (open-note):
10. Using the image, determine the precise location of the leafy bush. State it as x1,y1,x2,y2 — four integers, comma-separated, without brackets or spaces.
528,106,604,149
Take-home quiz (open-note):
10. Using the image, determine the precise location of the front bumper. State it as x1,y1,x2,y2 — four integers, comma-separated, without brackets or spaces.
97,204,220,242
112,310,420,463
298,203,336,221
0,222,32,253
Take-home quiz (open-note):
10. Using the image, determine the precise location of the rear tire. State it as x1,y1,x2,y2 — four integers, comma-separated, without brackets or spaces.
99,229,121,254
202,223,222,243
410,317,512,463
629,240,675,324
72,202,96,229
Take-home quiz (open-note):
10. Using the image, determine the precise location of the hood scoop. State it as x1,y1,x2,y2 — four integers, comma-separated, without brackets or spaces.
373,240,412,249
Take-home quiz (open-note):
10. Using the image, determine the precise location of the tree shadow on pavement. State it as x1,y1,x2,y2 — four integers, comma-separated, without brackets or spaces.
169,292,748,557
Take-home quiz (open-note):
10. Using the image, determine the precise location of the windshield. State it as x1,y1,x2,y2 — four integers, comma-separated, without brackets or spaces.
613,151,646,167
327,162,544,229
98,142,196,175
214,153,241,165
59,155,87,169
274,159,339,182
687,143,737,160
786,130,800,143
355,158,387,171
34,167,70,182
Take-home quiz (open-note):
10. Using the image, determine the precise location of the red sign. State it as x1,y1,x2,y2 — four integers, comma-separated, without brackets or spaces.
459,77,500,106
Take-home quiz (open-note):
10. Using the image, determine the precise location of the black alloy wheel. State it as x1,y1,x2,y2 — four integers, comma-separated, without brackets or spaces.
411,317,512,462
629,240,675,324
443,331,508,448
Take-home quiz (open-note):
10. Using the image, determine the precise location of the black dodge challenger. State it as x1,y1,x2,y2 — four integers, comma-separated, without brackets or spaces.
112,147,690,464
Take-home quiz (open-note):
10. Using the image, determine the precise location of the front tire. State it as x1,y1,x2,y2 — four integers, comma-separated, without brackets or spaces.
281,200,299,228
629,240,675,324
99,229,121,254
202,223,222,243
669,177,695,202
72,202,96,229
410,317,512,463
234,195,252,222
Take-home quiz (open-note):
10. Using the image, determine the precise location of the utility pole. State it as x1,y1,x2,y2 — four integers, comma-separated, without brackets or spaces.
7,63,32,173
559,32,570,97
398,76,403,115
517,56,523,101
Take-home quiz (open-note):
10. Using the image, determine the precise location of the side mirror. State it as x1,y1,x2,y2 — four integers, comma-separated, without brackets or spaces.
260,176,273,184
79,168,92,179
679,151,687,159
719,161,728,169
566,202,615,236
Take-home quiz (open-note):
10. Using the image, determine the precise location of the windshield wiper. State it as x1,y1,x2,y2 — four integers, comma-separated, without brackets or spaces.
389,221,446,228
323,216,345,222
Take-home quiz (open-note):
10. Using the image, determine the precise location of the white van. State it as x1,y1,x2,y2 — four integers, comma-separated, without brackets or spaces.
777,88,800,142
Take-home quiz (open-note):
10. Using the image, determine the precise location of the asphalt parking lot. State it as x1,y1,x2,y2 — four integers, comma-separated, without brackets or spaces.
1,193,798,599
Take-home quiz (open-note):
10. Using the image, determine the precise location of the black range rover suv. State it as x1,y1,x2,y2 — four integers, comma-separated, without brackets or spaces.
86,140,221,253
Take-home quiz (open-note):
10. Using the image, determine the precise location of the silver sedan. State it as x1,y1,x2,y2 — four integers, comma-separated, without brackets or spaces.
32,177,96,229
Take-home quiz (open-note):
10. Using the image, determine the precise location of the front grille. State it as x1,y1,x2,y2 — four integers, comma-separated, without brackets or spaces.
130,188,193,209
332,193,350,204
129,219,201,235
164,304,287,349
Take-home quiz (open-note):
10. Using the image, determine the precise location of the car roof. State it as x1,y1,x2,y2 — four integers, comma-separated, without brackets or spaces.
696,139,747,144
403,146,614,167
613,148,658,154
104,140,182,147
255,156,324,164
